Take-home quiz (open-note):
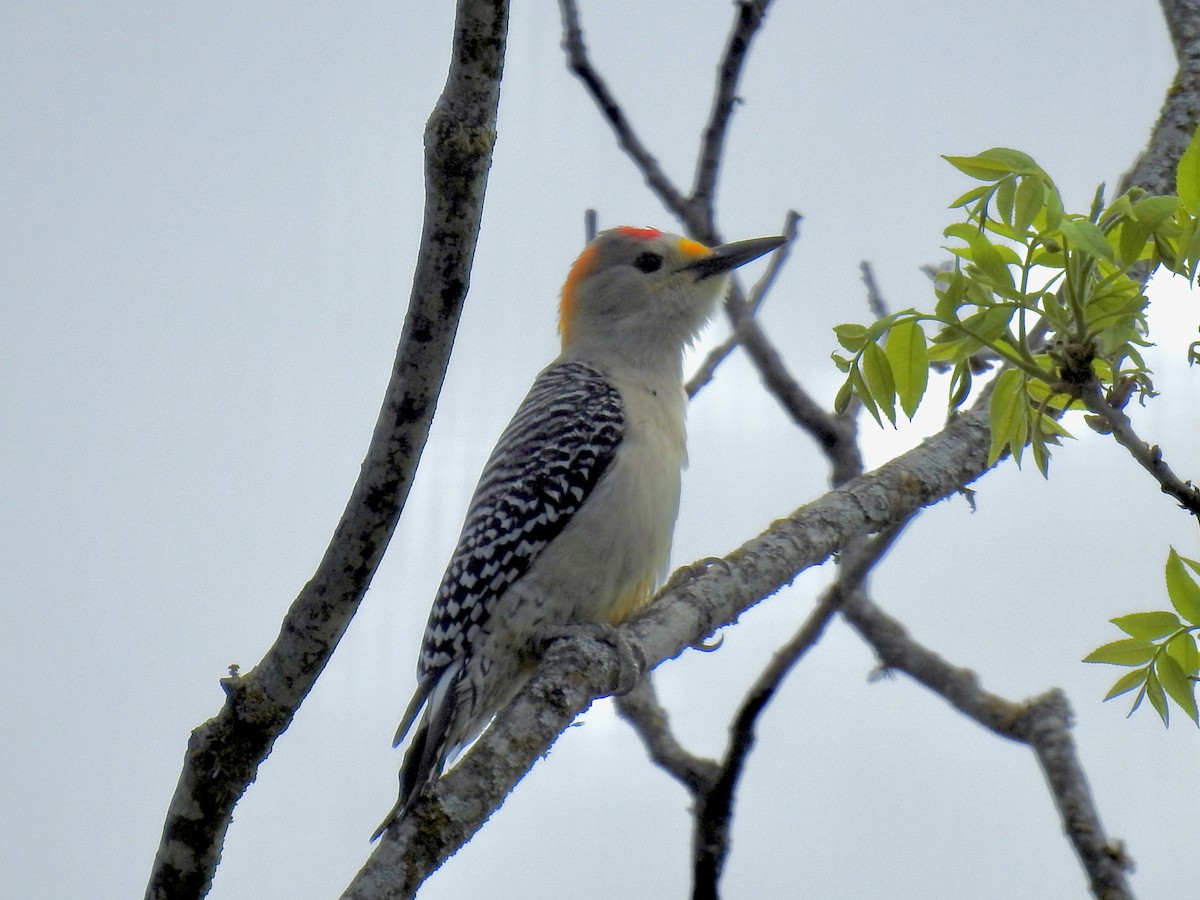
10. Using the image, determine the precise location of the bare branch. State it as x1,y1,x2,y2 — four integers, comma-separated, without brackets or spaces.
841,592,1134,900
691,0,777,230
691,524,906,898
144,3,510,898
732,310,860,474
559,0,776,241
1119,0,1200,194
859,260,890,319
558,0,690,218
615,678,722,795
1079,382,1200,516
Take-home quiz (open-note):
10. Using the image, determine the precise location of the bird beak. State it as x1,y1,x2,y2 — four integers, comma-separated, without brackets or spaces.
682,235,787,280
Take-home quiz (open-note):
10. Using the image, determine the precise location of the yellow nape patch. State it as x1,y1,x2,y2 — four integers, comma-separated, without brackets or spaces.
560,242,600,347
677,237,711,260
606,575,656,625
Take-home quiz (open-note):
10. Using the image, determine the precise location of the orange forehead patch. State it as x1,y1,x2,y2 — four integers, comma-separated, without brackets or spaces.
560,242,600,347
677,237,710,259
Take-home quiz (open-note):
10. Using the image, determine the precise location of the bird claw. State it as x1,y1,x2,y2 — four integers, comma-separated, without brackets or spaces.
692,632,724,653
536,622,644,695
660,556,730,595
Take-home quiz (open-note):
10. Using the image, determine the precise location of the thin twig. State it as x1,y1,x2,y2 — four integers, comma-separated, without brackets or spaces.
691,524,906,899
1079,382,1200,517
615,679,721,795
558,0,689,218
734,310,856,461
691,0,777,231
859,260,889,320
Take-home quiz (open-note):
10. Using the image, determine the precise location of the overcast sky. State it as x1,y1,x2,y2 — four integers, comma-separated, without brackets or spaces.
3,2,1197,898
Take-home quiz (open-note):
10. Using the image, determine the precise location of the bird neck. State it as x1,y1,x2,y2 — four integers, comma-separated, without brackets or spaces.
560,334,686,388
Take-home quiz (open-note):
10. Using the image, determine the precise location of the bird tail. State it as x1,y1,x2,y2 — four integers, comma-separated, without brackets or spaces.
371,661,464,841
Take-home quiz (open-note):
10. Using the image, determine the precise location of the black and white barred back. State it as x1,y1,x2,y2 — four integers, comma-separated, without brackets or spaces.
420,360,624,678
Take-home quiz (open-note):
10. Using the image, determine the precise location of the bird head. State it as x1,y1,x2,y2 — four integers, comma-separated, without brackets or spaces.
559,227,785,369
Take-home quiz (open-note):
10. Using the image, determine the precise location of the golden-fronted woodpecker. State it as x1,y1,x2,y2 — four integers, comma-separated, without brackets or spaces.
374,226,785,838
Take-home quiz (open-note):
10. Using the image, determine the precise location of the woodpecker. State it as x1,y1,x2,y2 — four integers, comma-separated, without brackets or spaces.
374,226,785,838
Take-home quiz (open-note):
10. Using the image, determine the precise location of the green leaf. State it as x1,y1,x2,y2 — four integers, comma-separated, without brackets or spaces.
1104,667,1148,701
884,319,929,419
1180,215,1200,280
1166,548,1200,625
934,270,967,320
1103,192,1134,223
1030,432,1051,476
948,361,973,408
1012,176,1044,235
943,147,1039,181
1057,218,1115,263
1129,194,1180,229
1043,185,1064,230
1157,653,1199,724
1182,554,1200,580
987,368,1025,465
1111,610,1182,641
1083,638,1157,666
1166,631,1200,675
834,323,868,352
849,364,882,427
995,175,1017,226
863,314,900,345
833,377,854,415
1176,123,1200,212
1115,221,1150,268
949,184,993,209
831,352,853,373
861,341,897,425
1146,668,1169,725
1088,182,1107,222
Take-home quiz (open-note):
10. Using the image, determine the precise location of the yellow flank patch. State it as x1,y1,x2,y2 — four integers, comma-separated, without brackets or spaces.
677,237,711,260
606,575,656,625
560,242,600,347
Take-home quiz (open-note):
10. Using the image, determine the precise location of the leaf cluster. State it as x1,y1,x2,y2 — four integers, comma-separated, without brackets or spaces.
1084,549,1200,726
832,135,1200,475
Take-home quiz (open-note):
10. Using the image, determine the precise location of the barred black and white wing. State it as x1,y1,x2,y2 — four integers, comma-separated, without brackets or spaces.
393,360,624,745
421,361,624,670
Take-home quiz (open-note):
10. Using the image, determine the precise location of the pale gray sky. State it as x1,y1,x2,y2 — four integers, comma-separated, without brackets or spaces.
3,2,1196,898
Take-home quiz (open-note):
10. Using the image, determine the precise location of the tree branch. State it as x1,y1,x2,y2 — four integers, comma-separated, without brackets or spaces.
859,260,890,320
841,592,1134,900
691,524,906,899
143,3,510,898
616,678,722,796
1119,0,1200,195
1079,382,1200,516
557,0,690,217
343,398,1003,895
691,0,777,231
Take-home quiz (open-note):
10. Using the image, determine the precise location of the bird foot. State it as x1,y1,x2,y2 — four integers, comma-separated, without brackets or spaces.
658,557,729,652
659,556,730,595
536,622,644,695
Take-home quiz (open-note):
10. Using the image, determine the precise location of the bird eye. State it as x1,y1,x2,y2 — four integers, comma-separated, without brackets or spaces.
633,251,664,273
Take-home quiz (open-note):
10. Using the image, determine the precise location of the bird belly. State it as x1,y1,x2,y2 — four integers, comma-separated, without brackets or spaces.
509,384,685,626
